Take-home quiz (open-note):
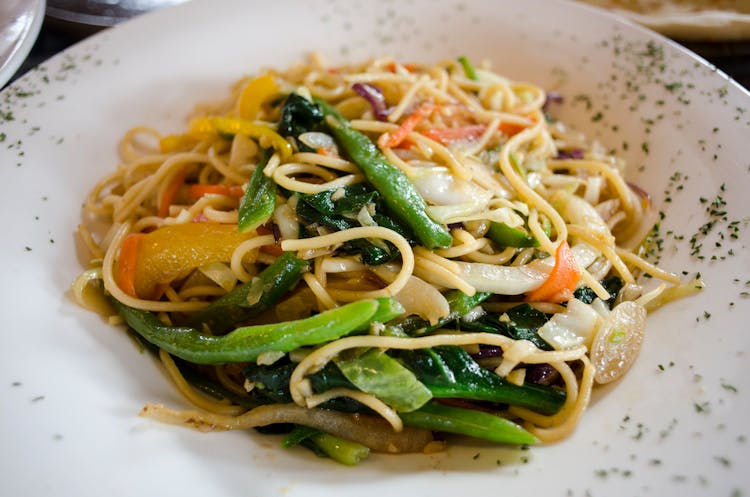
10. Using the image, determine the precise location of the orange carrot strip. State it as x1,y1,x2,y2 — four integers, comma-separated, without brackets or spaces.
420,124,487,144
525,240,581,303
378,103,435,149
158,169,187,217
387,62,416,73
498,121,528,136
116,233,146,298
421,118,531,144
499,113,539,137
187,184,245,199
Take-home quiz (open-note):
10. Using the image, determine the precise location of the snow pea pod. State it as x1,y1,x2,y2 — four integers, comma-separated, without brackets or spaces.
113,298,402,365
315,99,453,250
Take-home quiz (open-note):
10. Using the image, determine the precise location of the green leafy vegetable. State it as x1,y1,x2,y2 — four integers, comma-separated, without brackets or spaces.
335,348,432,412
459,303,553,350
397,346,565,415
278,93,324,138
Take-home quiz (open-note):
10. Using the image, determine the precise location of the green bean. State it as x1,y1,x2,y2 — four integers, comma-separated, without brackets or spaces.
308,432,371,465
112,297,403,365
315,99,453,250
486,222,539,248
186,252,308,334
400,401,538,445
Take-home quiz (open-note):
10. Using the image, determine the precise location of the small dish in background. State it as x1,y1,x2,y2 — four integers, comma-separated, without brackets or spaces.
46,0,190,35
0,0,45,87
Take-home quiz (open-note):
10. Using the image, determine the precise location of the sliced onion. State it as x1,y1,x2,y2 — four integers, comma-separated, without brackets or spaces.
537,298,602,350
454,261,547,295
617,194,659,250
427,204,524,226
411,166,492,206
198,262,237,292
272,203,299,241
584,175,604,205
551,189,610,237
371,266,449,325
298,132,339,155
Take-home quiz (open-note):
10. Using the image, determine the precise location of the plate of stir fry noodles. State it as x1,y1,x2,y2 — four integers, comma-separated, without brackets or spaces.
73,54,700,462
3,0,748,496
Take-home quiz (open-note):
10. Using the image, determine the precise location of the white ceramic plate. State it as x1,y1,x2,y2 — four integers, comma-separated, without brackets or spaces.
0,0,45,88
1,1,748,495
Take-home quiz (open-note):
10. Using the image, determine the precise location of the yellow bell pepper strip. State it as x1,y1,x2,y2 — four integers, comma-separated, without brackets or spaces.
188,116,292,159
159,134,200,154
237,74,280,120
111,297,403,365
129,222,256,299
238,149,275,233
316,99,453,250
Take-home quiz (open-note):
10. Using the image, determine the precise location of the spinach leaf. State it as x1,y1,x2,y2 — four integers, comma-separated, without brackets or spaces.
459,303,553,350
278,93,324,138
573,275,624,308
397,346,565,415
